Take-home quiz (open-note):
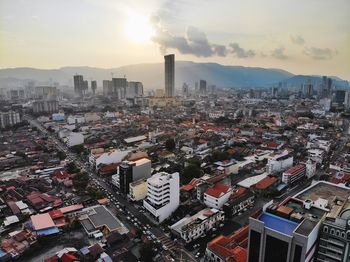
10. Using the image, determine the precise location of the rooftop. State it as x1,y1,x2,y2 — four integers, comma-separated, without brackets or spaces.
31,213,56,230
294,181,350,203
259,212,299,236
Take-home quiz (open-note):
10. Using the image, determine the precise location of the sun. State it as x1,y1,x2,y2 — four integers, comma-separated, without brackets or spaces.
124,10,155,44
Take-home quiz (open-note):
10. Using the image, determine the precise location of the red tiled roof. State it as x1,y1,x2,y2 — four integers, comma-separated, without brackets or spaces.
49,210,64,219
286,164,305,175
207,226,248,262
229,187,247,200
255,176,278,190
61,253,78,262
205,183,231,198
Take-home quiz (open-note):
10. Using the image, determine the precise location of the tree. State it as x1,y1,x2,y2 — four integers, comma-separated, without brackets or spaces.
182,164,201,184
66,162,80,174
165,138,176,151
57,151,66,160
70,144,85,155
139,243,155,262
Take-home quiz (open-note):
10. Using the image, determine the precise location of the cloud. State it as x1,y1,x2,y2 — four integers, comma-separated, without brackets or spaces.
229,43,255,58
271,47,288,60
290,34,305,45
151,18,228,57
213,45,228,56
303,47,334,60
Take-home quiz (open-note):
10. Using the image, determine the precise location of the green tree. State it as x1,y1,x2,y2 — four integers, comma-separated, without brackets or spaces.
165,138,176,151
139,243,155,262
182,164,201,184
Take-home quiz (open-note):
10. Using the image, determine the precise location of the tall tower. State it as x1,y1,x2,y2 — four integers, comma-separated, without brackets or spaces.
164,54,175,97
91,80,97,95
73,75,84,97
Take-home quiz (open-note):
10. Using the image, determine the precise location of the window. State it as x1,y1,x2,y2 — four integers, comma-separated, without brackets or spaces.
331,228,335,235
248,230,261,262
293,245,303,262
264,235,288,262
323,226,328,233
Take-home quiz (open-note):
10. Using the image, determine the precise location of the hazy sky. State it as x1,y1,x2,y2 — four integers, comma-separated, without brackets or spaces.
1,0,349,79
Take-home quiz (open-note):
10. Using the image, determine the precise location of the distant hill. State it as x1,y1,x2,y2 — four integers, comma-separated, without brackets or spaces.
0,62,347,90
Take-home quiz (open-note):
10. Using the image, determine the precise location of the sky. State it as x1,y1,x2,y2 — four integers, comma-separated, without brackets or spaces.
0,0,349,79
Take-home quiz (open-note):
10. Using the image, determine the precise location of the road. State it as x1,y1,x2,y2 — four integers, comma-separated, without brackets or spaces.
24,115,197,262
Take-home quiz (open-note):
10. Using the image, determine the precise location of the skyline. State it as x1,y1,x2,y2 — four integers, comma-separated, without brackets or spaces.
1,0,349,80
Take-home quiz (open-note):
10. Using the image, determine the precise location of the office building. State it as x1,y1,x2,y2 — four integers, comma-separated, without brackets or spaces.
247,181,350,262
91,80,97,95
315,203,350,262
128,179,148,202
266,150,293,174
126,81,143,98
118,158,151,195
32,100,59,114
143,172,179,223
200,80,207,95
282,164,306,185
0,111,21,129
103,80,113,96
73,75,85,97
112,78,127,99
164,54,175,97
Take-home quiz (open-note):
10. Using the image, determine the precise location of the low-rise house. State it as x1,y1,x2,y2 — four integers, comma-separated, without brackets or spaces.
204,183,232,209
79,205,128,237
223,187,255,218
170,208,224,243
206,226,248,262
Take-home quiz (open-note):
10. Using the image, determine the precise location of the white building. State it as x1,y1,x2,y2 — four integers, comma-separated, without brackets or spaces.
204,183,232,209
67,115,85,125
89,149,130,170
0,111,21,129
266,150,293,174
84,112,101,122
66,132,84,147
170,208,224,243
308,148,325,164
143,172,179,223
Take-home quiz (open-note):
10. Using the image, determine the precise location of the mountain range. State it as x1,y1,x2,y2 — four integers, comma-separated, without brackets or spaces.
0,61,348,90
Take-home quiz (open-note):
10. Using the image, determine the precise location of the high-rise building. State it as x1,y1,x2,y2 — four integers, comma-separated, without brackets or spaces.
247,181,350,262
200,80,207,95
73,75,84,97
32,100,59,114
103,80,113,96
112,78,127,99
143,172,179,223
118,158,151,195
91,80,97,95
182,83,189,97
127,81,143,98
0,111,21,129
164,54,175,97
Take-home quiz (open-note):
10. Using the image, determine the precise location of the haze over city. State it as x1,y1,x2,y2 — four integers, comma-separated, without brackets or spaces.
1,0,349,79
1,1,350,262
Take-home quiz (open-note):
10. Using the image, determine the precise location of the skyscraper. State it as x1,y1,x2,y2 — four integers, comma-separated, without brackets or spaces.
199,80,207,95
91,80,97,95
112,78,127,99
164,54,175,97
73,75,84,97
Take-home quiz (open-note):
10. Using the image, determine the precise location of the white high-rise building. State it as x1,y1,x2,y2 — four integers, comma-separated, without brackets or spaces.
143,172,179,223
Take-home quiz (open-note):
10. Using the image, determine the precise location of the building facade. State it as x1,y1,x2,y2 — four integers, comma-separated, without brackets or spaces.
164,54,175,97
143,172,179,223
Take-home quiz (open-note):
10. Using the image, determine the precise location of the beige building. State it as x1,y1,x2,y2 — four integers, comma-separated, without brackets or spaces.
128,179,148,201
148,97,182,108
